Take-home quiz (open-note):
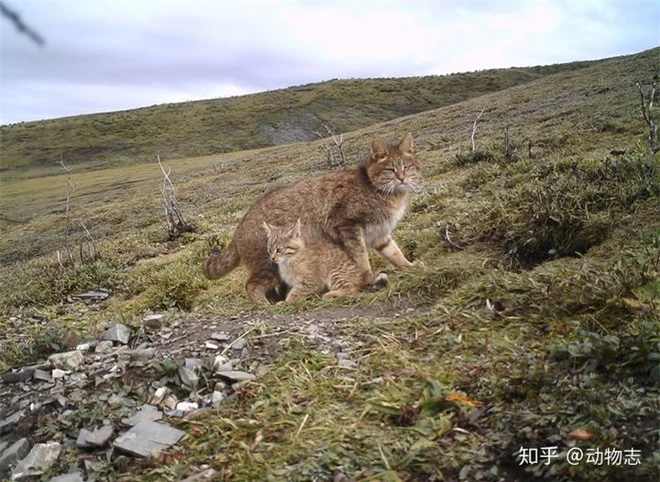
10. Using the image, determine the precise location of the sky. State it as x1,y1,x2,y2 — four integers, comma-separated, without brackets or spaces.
0,0,658,125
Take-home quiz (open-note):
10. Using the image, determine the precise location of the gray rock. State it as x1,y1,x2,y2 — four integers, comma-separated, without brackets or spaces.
72,291,109,301
118,348,156,361
0,438,30,473
215,370,256,382
143,314,166,329
33,369,52,382
75,342,93,352
0,441,7,454
184,358,202,371
148,386,171,405
210,332,230,342
0,410,25,435
101,324,132,344
122,404,163,426
48,351,84,371
48,472,84,482
76,429,93,448
204,341,219,350
86,425,114,447
174,402,198,413
1,369,34,383
230,338,247,350
211,391,226,406
94,340,114,354
178,366,199,388
52,369,69,379
337,358,357,369
113,421,186,458
11,441,61,479
180,468,218,481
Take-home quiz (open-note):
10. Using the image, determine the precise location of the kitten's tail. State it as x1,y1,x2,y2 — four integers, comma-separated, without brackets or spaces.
203,239,241,279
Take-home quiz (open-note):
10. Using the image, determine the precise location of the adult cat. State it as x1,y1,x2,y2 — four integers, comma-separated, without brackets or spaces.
204,133,420,304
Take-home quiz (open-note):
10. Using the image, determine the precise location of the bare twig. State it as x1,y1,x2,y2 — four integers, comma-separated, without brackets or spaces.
157,155,193,239
445,224,463,250
313,124,346,168
471,108,485,152
79,221,98,261
0,1,45,46
59,155,74,264
635,80,659,179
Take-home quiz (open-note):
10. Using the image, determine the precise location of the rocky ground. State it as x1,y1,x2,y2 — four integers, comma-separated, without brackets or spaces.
0,292,413,481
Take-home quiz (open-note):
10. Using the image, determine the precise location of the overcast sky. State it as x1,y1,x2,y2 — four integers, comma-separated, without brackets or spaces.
1,0,658,125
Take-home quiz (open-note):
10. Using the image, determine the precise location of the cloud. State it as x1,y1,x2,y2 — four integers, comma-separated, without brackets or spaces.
1,0,658,124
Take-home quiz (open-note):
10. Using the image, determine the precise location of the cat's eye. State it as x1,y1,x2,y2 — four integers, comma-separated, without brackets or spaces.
384,168,396,172
404,165,413,171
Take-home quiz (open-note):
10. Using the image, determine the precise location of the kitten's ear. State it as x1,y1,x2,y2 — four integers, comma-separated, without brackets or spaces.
291,218,302,238
398,133,414,154
262,221,272,234
370,137,388,162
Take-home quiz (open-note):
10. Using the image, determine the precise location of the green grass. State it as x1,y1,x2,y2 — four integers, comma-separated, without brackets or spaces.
0,47,659,481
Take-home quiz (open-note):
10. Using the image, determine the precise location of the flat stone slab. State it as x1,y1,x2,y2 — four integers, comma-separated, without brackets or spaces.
72,291,109,301
48,472,84,482
113,421,186,458
0,438,30,473
76,429,93,448
11,441,61,479
0,410,26,435
215,370,256,382
101,324,132,344
87,425,114,446
1,369,34,383
121,404,163,426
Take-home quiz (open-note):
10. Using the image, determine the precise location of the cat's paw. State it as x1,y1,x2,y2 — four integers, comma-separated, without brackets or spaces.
411,260,425,268
275,300,286,306
372,272,389,290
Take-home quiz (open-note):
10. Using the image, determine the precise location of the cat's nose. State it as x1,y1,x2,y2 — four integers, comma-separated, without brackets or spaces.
395,172,405,181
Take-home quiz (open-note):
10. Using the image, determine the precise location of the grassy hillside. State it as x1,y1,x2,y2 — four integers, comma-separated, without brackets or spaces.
0,58,601,178
0,47,658,481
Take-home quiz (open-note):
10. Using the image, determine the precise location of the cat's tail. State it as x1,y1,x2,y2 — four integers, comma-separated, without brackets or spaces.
204,239,241,279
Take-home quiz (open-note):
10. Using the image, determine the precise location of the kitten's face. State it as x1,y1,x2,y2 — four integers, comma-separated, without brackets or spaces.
263,220,302,263
367,133,420,195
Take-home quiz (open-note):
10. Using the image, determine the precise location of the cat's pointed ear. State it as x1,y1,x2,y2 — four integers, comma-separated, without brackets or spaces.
398,133,414,154
291,218,302,238
262,221,272,234
370,137,388,162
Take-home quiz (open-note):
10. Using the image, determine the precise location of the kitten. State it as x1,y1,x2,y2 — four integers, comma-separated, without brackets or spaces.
263,219,389,302
204,133,421,304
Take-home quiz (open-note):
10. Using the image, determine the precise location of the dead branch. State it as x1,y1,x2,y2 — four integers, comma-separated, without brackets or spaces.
0,1,45,46
59,155,74,264
313,124,346,168
635,80,659,177
157,154,193,240
471,108,485,152
445,224,463,250
79,221,98,261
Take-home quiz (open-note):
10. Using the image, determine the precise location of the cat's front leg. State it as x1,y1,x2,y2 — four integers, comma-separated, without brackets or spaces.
374,235,420,268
